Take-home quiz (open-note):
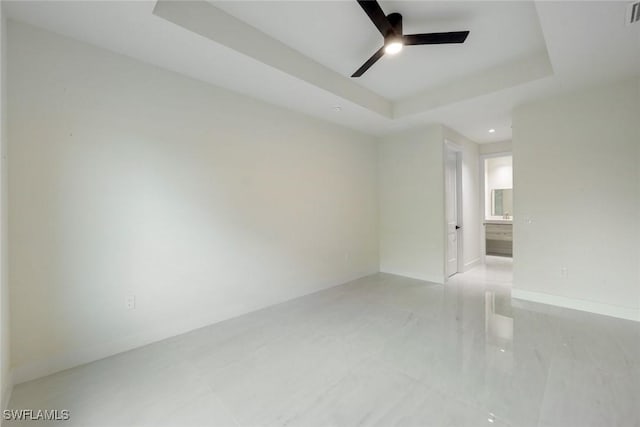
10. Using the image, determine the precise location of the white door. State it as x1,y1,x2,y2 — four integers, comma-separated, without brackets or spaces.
445,149,459,277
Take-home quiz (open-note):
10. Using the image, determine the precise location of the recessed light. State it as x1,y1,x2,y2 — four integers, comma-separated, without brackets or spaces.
332,106,342,112
500,348,505,352
488,128,496,133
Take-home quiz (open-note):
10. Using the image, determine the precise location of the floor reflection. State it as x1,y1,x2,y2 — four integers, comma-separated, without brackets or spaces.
485,291,514,351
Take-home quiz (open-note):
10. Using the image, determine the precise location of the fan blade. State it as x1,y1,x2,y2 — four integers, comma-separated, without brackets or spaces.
403,31,470,45
351,46,385,77
357,0,395,37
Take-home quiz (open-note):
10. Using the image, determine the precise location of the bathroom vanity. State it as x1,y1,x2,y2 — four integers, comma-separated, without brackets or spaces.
485,222,513,257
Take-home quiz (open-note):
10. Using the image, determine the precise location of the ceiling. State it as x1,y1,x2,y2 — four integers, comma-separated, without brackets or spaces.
212,1,547,101
4,1,640,143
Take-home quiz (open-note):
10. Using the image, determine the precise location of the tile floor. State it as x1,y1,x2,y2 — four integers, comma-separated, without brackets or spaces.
5,257,640,427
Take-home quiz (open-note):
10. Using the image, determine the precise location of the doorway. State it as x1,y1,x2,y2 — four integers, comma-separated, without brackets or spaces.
445,141,463,278
480,153,513,262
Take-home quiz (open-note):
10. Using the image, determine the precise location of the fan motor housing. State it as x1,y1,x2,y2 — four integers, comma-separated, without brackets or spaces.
386,13,403,38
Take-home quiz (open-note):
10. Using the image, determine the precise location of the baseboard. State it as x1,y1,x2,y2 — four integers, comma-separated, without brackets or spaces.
12,314,227,385
12,270,378,385
379,269,444,285
463,258,481,272
512,288,640,322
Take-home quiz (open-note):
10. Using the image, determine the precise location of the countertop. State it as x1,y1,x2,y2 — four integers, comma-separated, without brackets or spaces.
484,219,513,225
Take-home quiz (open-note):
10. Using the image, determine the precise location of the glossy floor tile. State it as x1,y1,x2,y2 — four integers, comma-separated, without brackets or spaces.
6,257,640,427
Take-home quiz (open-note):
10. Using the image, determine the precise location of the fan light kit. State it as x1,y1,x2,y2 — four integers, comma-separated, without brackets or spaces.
384,41,403,55
352,0,470,77
384,35,403,55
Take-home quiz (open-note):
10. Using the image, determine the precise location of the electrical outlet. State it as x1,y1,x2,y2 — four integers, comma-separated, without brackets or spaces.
125,295,136,310
560,267,568,279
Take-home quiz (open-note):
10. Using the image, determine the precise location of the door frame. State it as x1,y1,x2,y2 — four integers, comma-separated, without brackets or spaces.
444,140,464,280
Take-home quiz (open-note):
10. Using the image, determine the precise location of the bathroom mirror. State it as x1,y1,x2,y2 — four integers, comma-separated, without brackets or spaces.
492,189,513,218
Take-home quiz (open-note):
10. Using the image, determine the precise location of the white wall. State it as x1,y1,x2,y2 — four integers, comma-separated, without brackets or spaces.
378,125,480,281
0,3,11,410
443,127,481,271
378,125,445,283
479,140,512,155
486,156,513,190
8,22,380,383
512,76,640,321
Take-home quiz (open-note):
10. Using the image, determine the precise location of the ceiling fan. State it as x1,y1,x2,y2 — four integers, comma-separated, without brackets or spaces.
352,0,470,77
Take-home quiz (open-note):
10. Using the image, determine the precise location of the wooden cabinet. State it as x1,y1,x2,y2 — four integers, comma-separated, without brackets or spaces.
485,223,512,257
